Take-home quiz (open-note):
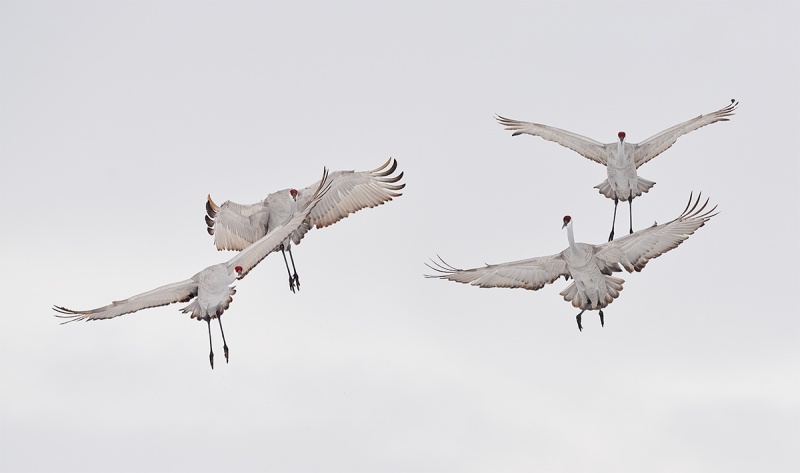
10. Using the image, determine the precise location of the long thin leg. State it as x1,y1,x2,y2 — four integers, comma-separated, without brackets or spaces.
207,319,214,370
628,195,634,235
599,310,605,328
576,310,585,332
288,247,300,291
609,198,618,242
217,316,229,364
280,245,296,293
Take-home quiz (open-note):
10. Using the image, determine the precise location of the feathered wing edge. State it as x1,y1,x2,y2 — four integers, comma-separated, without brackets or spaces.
205,196,270,251
597,192,719,273
53,279,199,323
494,114,609,165
424,254,569,291
633,99,738,168
305,157,406,230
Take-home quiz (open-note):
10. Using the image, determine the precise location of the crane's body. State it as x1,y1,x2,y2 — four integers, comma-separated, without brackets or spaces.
427,193,717,331
180,263,238,321
597,140,654,202
206,157,405,292
559,240,624,315
497,100,736,240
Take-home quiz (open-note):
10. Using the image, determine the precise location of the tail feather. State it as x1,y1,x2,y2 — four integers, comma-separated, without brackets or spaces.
594,178,656,200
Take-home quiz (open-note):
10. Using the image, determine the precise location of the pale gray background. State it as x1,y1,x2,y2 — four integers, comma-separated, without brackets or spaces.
1,1,798,472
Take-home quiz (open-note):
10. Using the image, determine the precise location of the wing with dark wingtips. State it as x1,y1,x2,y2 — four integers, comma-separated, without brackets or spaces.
633,100,738,168
496,115,611,165
596,192,718,272
425,253,569,291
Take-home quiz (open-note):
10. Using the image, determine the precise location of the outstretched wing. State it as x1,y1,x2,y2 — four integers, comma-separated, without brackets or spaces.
596,192,718,273
54,279,199,323
633,99,738,168
495,115,610,165
295,157,405,229
229,168,331,279
205,197,270,251
425,253,569,291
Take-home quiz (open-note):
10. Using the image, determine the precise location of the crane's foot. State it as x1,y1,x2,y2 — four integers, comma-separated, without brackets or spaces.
288,276,296,293
599,310,605,327
223,344,229,364
209,351,214,370
293,273,300,292
576,311,584,332
608,230,615,242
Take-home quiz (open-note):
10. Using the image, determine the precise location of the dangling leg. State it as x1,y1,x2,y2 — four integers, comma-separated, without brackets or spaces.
576,310,585,332
608,198,619,242
628,195,635,235
599,310,605,328
206,319,215,370
288,247,300,291
280,244,296,293
216,315,229,364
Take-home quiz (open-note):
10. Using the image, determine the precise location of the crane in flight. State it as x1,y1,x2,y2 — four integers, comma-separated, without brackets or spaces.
426,193,717,331
55,170,330,369
496,100,736,241
206,157,405,293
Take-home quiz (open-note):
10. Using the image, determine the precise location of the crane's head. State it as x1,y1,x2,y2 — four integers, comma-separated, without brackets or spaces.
235,265,244,279
617,131,626,142
290,189,298,201
562,215,572,229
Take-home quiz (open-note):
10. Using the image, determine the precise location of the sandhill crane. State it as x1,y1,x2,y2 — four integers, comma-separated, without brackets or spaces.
205,157,405,293
496,100,736,241
426,193,717,331
54,170,330,369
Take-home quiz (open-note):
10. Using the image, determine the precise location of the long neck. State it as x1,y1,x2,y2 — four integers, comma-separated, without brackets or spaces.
613,139,625,161
566,222,577,253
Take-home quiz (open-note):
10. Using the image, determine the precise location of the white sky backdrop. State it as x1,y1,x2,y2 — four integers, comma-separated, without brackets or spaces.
1,1,798,472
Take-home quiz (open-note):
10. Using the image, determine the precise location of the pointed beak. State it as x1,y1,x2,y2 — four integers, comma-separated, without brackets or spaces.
562,222,568,229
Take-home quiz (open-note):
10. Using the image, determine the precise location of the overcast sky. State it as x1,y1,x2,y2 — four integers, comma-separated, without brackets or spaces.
1,1,798,472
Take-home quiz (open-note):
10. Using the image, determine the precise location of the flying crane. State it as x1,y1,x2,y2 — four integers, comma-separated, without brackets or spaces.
206,158,405,292
426,193,717,331
496,100,735,241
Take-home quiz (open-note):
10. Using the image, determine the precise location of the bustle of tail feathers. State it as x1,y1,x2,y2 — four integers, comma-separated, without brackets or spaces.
180,288,236,320
559,276,625,310
594,178,656,200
